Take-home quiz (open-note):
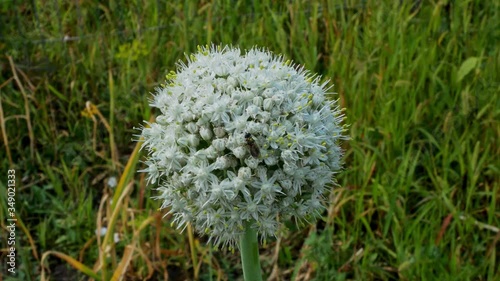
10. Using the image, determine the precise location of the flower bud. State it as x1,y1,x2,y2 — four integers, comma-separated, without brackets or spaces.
177,136,189,147
263,98,274,111
186,122,198,134
238,167,252,180
188,134,199,147
232,146,247,159
200,126,213,140
253,96,263,107
212,138,226,152
213,156,230,170
244,157,259,169
264,155,278,166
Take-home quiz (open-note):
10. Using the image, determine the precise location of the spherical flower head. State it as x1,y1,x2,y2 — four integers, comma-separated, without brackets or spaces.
139,45,347,249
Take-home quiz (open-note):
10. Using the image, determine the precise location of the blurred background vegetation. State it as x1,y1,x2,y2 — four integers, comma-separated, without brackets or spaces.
0,0,499,280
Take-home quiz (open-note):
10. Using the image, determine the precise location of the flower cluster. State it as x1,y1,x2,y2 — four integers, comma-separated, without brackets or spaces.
139,45,346,248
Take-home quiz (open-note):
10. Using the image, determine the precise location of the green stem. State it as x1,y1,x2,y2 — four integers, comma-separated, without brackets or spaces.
239,221,263,281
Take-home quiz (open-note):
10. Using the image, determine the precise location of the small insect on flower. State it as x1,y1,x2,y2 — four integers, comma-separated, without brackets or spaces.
245,133,260,158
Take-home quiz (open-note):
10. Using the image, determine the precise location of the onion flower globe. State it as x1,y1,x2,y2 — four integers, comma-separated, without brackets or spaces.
138,45,347,251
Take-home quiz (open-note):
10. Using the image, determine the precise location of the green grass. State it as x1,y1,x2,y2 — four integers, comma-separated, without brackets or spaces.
1,0,499,280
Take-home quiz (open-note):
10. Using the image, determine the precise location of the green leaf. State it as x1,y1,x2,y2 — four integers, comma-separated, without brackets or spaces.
457,57,479,82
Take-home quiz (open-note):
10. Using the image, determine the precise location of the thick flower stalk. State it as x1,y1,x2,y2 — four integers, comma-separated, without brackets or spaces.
139,45,346,249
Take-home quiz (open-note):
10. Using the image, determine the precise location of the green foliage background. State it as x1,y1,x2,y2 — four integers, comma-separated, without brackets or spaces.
1,0,499,280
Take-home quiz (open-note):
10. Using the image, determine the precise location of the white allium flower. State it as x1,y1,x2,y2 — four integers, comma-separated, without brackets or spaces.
139,45,347,249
